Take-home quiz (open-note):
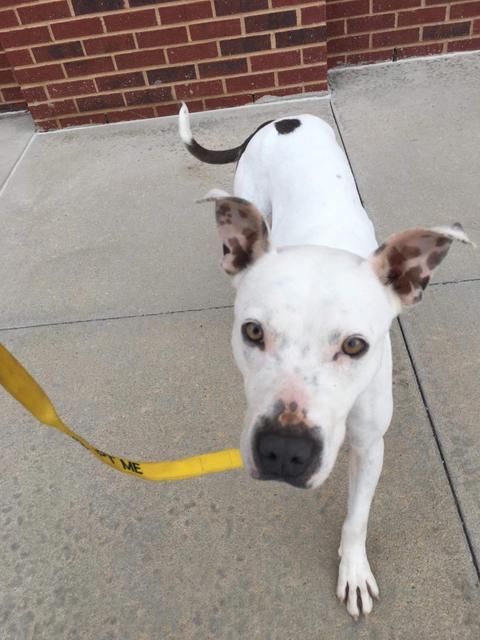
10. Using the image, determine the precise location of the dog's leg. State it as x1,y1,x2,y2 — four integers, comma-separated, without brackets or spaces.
337,337,393,619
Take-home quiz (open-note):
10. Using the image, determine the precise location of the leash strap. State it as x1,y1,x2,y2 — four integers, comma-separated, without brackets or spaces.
0,343,243,481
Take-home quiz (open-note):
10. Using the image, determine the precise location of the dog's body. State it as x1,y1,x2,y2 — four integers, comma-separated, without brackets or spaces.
179,104,471,618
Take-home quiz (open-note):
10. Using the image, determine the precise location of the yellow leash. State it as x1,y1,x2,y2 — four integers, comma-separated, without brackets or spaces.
0,343,243,481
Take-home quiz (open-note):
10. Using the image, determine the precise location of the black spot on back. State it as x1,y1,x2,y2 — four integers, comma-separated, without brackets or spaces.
275,118,301,135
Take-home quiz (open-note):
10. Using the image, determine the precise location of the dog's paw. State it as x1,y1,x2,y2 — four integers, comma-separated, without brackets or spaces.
336,550,379,620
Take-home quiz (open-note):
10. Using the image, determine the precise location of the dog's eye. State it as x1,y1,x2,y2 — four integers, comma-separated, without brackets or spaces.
242,321,264,346
341,336,369,358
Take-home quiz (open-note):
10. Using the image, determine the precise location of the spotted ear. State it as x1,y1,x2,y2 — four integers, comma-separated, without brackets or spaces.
199,189,270,275
369,223,473,306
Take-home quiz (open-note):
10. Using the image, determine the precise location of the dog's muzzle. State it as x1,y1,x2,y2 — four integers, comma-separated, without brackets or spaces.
252,404,323,488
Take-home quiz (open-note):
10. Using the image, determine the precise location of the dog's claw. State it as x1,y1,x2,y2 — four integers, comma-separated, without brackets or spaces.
337,552,378,619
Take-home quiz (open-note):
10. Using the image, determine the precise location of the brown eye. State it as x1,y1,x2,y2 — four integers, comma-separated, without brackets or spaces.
341,336,368,358
242,321,264,346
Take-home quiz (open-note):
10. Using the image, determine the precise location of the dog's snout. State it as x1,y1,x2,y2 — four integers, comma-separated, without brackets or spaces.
253,424,322,488
257,431,315,479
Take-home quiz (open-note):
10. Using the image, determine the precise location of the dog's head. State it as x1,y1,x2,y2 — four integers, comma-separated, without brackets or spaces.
202,191,472,489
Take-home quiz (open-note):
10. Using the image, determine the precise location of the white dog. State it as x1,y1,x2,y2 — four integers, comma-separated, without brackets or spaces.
179,103,471,618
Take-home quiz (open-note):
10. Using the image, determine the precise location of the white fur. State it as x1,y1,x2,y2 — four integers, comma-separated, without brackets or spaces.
181,105,470,619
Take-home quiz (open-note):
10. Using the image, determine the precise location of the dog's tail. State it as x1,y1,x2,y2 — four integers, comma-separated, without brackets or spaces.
178,102,272,165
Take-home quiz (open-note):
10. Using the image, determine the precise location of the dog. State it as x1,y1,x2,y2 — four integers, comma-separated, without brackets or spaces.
178,103,471,618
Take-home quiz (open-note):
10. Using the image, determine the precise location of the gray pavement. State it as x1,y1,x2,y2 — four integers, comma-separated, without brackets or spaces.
1,52,480,639
0,112,34,190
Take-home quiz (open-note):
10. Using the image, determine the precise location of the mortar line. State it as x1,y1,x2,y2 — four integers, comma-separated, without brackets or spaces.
0,304,234,334
330,99,480,581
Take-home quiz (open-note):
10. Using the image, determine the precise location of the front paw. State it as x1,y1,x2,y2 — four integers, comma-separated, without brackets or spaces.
336,550,379,619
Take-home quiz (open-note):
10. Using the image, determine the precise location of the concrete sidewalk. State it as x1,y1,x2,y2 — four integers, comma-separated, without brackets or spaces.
1,53,479,639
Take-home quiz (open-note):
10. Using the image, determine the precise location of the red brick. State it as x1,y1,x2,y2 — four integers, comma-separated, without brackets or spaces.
451,2,480,19
423,22,470,39
275,26,326,47
33,41,84,63
372,27,420,47
181,99,204,113
175,79,223,99
474,19,480,33
301,5,326,25
326,0,370,21
304,81,328,92
104,9,157,32
29,98,75,119
168,41,218,63
0,68,14,84
106,107,155,123
1,26,51,48
0,0,36,6
347,13,395,34
96,71,144,91
136,27,188,48
36,119,59,131
125,86,173,105
155,103,179,117
115,48,166,70
2,85,23,101
18,1,71,24
396,43,443,57
160,2,212,25
60,113,106,127
48,78,96,98
447,37,480,52
205,94,251,109
190,19,241,41
72,0,123,14
272,0,323,5
245,11,296,33
328,54,347,67
0,100,26,112
251,49,300,71
327,33,369,53
5,48,33,66
52,17,103,39
302,45,327,64
198,57,247,77
373,0,420,11
77,92,125,112
22,86,47,102
346,49,391,64
278,65,326,85
220,34,270,55
226,71,274,92
147,64,196,84
15,63,65,84
398,7,447,26
214,0,268,16
84,33,135,55
327,19,345,37
65,56,114,77
0,9,18,27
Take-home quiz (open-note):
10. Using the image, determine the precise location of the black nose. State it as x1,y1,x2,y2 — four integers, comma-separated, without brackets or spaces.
254,430,320,486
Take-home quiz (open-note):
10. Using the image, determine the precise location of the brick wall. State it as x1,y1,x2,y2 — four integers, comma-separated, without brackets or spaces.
0,2,479,130
0,0,328,130
326,0,480,67
0,41,26,111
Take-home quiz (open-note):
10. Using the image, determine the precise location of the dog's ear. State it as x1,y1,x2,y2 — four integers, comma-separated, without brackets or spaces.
369,223,473,306
198,190,270,275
